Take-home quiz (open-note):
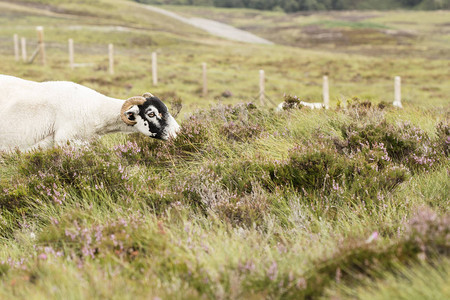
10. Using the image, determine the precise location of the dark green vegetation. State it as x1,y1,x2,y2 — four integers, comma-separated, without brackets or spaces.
0,0,449,298
134,0,450,11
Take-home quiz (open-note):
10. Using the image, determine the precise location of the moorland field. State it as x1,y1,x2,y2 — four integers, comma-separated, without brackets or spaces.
0,0,449,299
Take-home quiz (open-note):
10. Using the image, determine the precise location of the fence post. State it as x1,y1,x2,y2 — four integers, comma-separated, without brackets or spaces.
68,39,74,70
152,52,158,86
202,62,207,98
393,76,402,108
36,26,45,65
259,69,265,106
108,43,114,75
14,34,19,61
323,75,330,109
20,37,27,62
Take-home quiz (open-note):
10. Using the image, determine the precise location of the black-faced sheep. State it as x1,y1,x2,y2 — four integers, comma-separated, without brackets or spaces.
0,75,180,151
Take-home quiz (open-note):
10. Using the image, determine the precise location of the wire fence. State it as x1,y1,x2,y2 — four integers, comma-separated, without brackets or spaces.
3,28,416,108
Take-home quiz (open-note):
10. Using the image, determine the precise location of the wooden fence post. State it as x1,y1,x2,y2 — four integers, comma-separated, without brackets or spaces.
259,69,265,106
14,34,19,61
20,37,27,62
152,52,158,86
393,76,402,108
108,43,114,75
36,26,45,65
202,62,207,98
68,39,74,70
323,75,330,109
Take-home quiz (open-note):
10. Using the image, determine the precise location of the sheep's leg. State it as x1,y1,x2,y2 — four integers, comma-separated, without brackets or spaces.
53,129,75,148
64,140,90,148
25,135,54,152
54,130,90,148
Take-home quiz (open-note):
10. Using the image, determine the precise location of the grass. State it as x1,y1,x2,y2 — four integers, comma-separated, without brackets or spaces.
171,6,450,59
332,258,450,299
306,20,391,29
1,2,449,115
0,102,448,298
0,0,449,298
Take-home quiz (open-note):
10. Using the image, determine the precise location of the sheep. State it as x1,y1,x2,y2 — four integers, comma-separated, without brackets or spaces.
275,100,325,112
0,74,180,152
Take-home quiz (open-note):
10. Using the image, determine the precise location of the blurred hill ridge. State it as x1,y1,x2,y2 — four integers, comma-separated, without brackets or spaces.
133,0,450,12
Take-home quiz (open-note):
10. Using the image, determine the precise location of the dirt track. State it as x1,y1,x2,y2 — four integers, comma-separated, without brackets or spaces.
142,5,273,45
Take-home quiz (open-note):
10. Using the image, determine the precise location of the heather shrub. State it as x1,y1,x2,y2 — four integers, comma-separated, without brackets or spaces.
435,121,449,156
346,97,373,110
376,101,392,110
192,142,410,213
265,143,408,201
197,181,269,227
124,103,268,165
141,190,179,214
268,146,350,192
340,120,445,172
340,122,387,153
282,207,450,299
343,97,392,120
208,102,260,120
384,122,430,162
38,212,164,263
405,206,450,256
18,145,134,200
127,113,211,165
210,160,274,194
279,94,303,110
213,104,267,143
178,166,270,226
172,114,211,154
346,142,409,198
113,140,144,163
220,120,264,142
0,181,29,213
0,181,32,236
197,138,410,209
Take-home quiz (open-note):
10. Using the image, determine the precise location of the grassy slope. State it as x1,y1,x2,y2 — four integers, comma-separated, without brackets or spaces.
0,103,448,299
169,6,450,59
0,0,449,299
0,1,449,114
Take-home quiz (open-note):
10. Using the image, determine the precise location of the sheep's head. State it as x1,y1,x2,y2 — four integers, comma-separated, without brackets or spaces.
121,93,180,140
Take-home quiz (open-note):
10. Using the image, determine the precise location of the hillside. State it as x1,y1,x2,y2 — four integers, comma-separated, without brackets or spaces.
132,0,450,11
169,6,450,60
0,1,449,111
0,0,449,299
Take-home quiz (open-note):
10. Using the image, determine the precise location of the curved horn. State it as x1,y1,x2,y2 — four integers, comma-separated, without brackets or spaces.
120,96,146,126
142,92,154,99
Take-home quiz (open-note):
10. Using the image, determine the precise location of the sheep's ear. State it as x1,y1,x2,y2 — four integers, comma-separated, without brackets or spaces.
121,96,146,126
124,105,140,120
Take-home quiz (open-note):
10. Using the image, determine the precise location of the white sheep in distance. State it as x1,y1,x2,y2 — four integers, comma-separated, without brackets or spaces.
275,100,325,112
0,74,180,152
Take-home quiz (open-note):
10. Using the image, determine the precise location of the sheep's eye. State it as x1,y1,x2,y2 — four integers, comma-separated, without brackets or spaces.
147,112,156,118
